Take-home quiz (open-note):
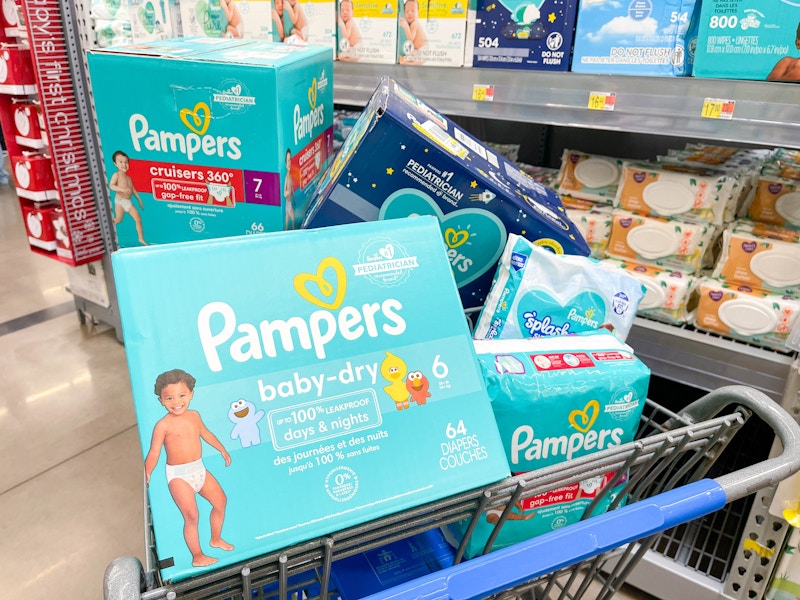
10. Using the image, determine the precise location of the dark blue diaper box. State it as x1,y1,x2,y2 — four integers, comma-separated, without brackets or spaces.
466,0,579,70
302,77,589,310
330,529,455,600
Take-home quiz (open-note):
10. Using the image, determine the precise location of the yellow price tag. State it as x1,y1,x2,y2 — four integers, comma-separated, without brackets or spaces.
587,91,616,111
701,98,735,120
472,84,495,102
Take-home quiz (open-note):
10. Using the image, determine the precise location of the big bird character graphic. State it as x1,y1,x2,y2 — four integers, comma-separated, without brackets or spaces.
380,351,411,410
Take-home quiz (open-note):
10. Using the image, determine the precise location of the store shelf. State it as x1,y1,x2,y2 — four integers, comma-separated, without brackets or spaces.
628,318,795,403
333,63,800,149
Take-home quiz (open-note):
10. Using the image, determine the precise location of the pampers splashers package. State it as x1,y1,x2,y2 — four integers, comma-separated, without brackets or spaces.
112,216,510,582
694,1,800,81
303,77,590,310
571,0,700,76
474,234,645,342
88,37,334,247
448,334,650,558
468,0,578,70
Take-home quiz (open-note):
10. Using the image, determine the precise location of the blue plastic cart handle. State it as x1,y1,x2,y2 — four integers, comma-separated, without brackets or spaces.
363,479,727,600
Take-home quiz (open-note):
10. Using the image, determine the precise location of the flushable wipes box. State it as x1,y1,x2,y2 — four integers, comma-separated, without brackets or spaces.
302,76,590,309
88,37,334,247
112,216,510,582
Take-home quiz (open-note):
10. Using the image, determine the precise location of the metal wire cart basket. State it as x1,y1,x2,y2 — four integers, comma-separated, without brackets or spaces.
104,385,800,600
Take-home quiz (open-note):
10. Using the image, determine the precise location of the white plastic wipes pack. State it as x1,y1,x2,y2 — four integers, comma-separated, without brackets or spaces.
474,234,645,341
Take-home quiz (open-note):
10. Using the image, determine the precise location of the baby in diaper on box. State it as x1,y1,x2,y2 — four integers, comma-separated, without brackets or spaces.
474,233,645,342
447,333,650,558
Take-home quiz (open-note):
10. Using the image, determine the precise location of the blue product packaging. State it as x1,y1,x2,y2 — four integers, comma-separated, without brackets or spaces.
474,233,645,342
330,529,455,600
112,216,510,582
448,333,650,558
694,1,800,81
469,0,579,70
571,0,700,76
88,37,334,247
303,77,590,310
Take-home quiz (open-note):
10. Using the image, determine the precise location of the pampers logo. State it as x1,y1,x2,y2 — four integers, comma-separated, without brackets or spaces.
294,77,326,145
129,101,243,161
510,399,624,465
197,256,407,372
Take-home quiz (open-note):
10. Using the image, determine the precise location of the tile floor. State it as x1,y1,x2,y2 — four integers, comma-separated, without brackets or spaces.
0,185,658,599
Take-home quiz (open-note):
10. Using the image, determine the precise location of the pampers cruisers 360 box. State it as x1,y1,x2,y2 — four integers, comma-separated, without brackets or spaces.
88,37,334,247
302,77,590,309
112,216,510,582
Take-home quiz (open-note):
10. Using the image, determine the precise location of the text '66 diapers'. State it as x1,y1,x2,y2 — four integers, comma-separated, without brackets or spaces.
474,234,645,342
446,333,650,558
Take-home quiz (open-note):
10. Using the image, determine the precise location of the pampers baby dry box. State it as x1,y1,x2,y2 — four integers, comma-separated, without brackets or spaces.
112,216,510,582
88,37,334,247
448,333,650,558
302,76,590,310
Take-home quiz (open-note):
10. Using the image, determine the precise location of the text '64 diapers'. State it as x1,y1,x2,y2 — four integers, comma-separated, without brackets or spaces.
474,233,645,342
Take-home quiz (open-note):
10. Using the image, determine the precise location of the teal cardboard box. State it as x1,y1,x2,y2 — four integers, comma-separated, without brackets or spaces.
88,37,334,247
302,77,589,309
112,216,510,582
694,0,800,81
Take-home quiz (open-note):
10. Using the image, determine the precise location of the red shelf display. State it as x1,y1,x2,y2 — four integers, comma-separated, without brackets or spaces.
0,0,105,265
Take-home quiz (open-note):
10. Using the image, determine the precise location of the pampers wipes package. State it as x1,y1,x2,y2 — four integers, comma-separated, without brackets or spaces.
303,77,590,309
571,0,700,76
694,0,800,81
112,216,510,582
448,333,650,558
88,37,334,247
467,0,578,71
474,234,645,342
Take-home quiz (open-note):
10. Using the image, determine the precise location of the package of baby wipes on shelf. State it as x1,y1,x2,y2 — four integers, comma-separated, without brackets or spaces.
744,174,800,230
566,205,613,259
447,333,650,558
473,233,644,341
599,259,695,325
606,209,717,274
571,0,701,76
88,38,334,247
712,220,800,296
467,0,578,71
614,161,740,227
112,216,510,582
694,0,800,81
303,76,590,310
693,277,800,352
556,149,624,205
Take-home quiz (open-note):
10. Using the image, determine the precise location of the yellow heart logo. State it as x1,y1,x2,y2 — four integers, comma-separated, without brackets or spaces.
293,257,346,310
444,228,469,249
308,78,317,110
179,102,211,136
569,399,599,433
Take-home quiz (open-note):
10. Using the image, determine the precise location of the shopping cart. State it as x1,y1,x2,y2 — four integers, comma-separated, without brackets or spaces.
104,385,800,600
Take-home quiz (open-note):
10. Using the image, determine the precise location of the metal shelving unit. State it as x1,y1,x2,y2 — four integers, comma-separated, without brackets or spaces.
333,62,800,600
333,62,800,148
